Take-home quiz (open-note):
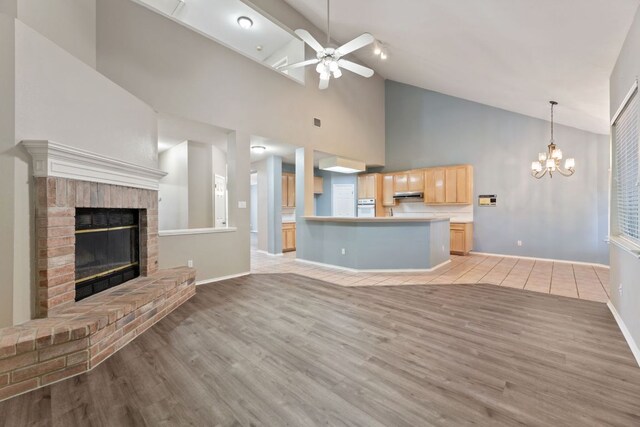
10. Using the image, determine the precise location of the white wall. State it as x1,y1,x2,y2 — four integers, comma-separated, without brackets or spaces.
96,0,385,166
0,18,158,326
159,142,189,230
609,5,640,357
188,141,213,228
17,0,96,67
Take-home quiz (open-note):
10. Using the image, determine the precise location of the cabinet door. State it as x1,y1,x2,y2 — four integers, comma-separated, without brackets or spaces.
357,175,367,199
425,168,445,204
287,174,296,207
455,166,470,204
382,174,396,206
445,168,458,203
394,173,408,193
365,175,376,198
408,171,424,192
281,175,288,207
450,229,465,254
314,176,324,194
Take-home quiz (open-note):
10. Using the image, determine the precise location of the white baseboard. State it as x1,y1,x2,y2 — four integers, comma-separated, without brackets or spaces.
196,271,250,286
255,250,283,257
294,258,451,273
607,301,640,367
471,251,609,269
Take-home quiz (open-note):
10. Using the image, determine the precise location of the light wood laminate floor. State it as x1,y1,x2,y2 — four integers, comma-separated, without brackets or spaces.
1,274,638,426
252,251,611,302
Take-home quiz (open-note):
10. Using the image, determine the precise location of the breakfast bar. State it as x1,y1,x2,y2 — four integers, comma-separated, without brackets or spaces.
298,216,451,271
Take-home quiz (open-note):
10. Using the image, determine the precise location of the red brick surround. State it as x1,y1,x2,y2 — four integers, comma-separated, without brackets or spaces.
35,177,159,316
0,267,195,402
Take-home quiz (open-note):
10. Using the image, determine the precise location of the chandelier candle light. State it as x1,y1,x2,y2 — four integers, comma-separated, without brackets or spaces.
531,101,575,179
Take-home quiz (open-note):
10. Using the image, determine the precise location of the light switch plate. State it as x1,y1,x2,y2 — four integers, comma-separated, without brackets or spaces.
238,201,247,209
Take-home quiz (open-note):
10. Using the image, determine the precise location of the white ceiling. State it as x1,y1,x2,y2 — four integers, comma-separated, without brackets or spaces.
283,0,640,134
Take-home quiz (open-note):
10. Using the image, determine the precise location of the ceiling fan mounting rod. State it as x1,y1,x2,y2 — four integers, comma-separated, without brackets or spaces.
326,0,330,46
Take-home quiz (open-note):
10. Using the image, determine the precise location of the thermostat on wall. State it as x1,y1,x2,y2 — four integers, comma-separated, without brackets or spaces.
479,195,497,207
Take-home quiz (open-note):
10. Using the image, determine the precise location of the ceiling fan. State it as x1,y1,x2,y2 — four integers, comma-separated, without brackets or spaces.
278,0,375,90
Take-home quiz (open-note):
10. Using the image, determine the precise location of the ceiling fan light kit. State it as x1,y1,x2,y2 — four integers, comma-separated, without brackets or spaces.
277,0,376,90
530,101,575,179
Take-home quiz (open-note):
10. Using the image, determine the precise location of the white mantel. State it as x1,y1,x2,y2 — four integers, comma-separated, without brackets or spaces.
22,140,167,190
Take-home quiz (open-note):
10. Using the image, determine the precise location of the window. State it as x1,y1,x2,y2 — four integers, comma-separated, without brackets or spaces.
613,85,639,245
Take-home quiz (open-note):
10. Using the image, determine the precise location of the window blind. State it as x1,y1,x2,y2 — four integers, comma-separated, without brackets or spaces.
613,88,640,244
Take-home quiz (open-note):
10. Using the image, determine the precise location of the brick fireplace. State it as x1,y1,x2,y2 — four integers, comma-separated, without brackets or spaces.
0,141,196,402
35,177,158,316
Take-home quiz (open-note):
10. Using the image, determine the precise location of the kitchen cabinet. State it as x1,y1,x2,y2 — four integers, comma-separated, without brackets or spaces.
358,174,377,199
424,168,446,204
382,174,396,207
282,222,296,252
425,165,472,205
282,173,296,207
314,176,324,194
393,171,424,194
450,222,473,255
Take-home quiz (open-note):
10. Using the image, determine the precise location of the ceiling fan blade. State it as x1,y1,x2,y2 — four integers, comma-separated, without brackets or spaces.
337,59,374,78
336,33,374,56
277,59,319,71
295,29,325,53
319,77,330,90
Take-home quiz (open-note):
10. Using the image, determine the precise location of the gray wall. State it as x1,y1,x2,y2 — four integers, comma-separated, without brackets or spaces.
609,6,640,357
187,141,213,228
159,142,189,230
385,80,609,264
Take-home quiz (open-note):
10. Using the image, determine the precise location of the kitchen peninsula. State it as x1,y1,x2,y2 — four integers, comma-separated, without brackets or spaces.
298,216,451,271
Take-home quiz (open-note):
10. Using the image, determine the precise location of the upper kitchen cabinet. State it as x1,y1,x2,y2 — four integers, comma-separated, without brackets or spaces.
282,173,296,207
425,165,473,205
313,176,324,194
357,174,377,199
424,168,446,203
382,174,396,207
392,171,423,193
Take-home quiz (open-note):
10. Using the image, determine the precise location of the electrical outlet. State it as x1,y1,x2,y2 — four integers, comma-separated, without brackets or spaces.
517,240,523,247
619,283,623,296
188,260,194,268
341,248,346,255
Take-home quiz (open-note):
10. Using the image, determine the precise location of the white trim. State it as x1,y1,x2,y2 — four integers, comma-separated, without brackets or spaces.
21,140,167,190
607,301,640,368
470,251,609,269
611,80,639,125
294,257,451,273
608,236,640,259
159,227,237,237
255,250,284,257
196,271,250,286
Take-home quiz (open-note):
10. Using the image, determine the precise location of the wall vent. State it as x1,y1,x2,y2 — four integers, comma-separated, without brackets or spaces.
314,118,321,127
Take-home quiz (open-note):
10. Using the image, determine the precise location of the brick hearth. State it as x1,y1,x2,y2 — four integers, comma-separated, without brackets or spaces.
0,267,195,401
36,177,159,316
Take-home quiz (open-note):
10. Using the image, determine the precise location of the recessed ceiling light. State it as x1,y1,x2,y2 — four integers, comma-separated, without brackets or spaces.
256,45,263,51
237,16,253,29
251,145,266,154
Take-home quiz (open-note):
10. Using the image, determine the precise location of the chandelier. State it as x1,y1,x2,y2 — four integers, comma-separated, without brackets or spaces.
531,101,575,179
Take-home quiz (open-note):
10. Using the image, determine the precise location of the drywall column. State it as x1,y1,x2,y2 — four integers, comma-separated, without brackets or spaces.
266,155,282,254
295,147,314,259
227,131,251,272
0,14,15,327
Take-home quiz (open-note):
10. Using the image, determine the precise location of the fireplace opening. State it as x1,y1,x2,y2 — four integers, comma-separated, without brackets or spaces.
75,208,140,301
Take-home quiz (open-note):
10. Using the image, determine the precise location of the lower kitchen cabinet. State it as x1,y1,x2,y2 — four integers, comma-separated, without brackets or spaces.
282,223,296,252
450,222,473,255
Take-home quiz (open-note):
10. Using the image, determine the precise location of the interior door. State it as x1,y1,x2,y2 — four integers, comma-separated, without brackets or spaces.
214,175,227,228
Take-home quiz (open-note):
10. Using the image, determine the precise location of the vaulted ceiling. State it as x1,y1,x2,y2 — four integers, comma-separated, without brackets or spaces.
283,0,640,134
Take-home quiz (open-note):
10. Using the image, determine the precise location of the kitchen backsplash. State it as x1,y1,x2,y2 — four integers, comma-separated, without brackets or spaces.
282,208,296,223
388,202,473,222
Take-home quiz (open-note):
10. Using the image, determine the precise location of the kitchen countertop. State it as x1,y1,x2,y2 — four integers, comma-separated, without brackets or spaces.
303,216,450,223
282,220,296,224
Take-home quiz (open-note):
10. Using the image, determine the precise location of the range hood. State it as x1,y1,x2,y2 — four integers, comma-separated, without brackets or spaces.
393,191,424,200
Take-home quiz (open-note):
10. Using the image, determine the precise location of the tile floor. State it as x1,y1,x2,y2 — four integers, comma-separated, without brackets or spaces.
251,250,611,303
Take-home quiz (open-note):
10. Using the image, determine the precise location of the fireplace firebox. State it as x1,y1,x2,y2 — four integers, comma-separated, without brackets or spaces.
75,208,140,301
